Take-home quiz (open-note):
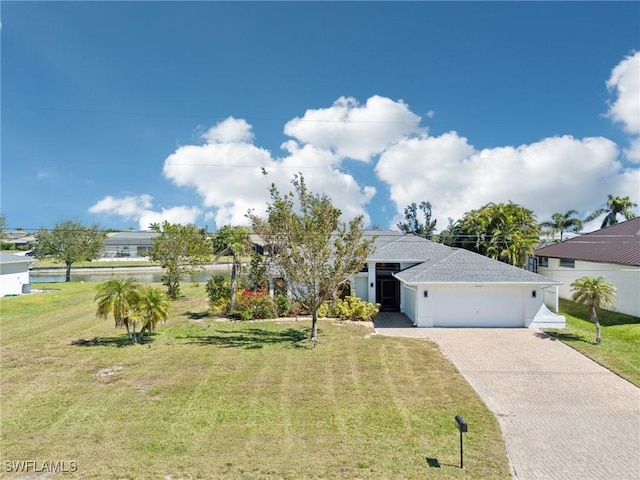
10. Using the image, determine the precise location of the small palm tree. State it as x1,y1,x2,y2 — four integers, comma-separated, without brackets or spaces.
135,286,171,342
94,278,141,341
540,210,583,241
570,276,616,345
585,195,637,229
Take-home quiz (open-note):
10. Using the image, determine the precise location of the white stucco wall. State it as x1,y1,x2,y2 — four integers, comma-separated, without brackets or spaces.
401,284,416,324
538,259,640,318
353,274,369,302
0,261,31,296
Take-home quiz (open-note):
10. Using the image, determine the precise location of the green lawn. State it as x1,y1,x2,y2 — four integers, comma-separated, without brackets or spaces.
545,299,640,387
1,282,510,479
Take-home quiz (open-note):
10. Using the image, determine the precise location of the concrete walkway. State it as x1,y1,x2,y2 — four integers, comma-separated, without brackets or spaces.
374,313,640,480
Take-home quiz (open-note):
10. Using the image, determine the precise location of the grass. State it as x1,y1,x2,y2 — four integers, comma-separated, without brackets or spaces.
545,298,640,387
1,282,511,479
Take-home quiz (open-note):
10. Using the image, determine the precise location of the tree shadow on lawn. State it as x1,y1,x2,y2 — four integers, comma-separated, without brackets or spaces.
184,310,210,321
71,332,157,348
181,326,313,349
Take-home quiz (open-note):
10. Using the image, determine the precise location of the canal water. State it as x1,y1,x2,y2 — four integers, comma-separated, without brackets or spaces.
30,266,232,284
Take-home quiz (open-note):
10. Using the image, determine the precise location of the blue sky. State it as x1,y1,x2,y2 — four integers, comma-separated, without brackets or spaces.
2,2,639,233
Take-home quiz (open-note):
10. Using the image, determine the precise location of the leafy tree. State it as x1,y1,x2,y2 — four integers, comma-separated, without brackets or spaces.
212,225,253,311
445,202,539,267
540,210,583,241
94,278,141,341
150,221,211,300
397,201,437,239
585,195,637,229
36,220,106,281
570,276,617,345
249,174,375,343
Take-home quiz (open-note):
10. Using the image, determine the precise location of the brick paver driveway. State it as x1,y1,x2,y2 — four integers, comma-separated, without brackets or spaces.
375,314,640,480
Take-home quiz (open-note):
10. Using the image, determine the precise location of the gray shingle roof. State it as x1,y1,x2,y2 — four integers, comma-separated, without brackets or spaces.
0,252,35,265
534,217,640,266
363,231,558,284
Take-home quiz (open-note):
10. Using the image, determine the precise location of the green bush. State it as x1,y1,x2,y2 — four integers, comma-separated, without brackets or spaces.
275,294,292,317
318,295,379,321
205,275,231,314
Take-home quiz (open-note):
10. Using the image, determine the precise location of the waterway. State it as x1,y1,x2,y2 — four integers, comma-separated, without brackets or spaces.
29,263,233,283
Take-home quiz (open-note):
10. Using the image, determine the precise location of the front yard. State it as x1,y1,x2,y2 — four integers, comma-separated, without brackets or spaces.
1,282,510,479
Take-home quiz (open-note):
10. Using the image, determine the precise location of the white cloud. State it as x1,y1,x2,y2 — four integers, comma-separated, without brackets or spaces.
283,95,423,162
162,116,376,229
201,117,254,144
606,51,640,134
376,133,638,231
88,194,201,230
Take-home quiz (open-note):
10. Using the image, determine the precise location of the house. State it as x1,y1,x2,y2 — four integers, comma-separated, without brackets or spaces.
100,231,159,260
0,252,35,296
348,231,565,328
534,217,640,318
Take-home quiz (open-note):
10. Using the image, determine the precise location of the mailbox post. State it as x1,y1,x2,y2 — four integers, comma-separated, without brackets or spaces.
455,415,468,469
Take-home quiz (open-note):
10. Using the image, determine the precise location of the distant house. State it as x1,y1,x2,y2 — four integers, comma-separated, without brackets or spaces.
100,231,159,260
347,232,565,328
0,252,35,296
535,218,640,318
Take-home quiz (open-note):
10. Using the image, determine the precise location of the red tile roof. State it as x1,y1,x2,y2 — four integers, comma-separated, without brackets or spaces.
534,217,640,266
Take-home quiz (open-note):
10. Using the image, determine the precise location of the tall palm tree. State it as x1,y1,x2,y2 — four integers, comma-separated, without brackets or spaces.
212,225,253,311
136,286,171,342
540,210,583,241
570,276,616,345
585,195,637,229
94,278,141,341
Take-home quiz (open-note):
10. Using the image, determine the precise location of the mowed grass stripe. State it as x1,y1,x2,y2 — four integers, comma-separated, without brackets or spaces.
1,282,511,479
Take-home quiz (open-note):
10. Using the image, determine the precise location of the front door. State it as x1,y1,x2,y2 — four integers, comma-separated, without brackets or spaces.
376,278,400,311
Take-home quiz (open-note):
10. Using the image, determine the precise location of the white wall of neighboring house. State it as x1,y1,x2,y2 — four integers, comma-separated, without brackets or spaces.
538,259,640,318
0,258,32,296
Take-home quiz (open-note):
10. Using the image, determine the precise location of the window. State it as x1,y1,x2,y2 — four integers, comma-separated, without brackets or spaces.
538,256,549,267
559,258,575,268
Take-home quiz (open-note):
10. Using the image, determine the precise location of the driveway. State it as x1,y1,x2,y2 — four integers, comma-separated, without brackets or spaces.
375,313,640,480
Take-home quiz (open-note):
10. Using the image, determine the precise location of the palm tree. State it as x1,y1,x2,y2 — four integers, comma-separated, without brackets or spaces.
135,286,171,342
585,195,637,229
570,276,616,345
540,210,583,241
94,278,141,341
212,225,254,311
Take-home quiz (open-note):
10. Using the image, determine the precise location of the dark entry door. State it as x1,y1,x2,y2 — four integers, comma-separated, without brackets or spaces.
377,278,400,311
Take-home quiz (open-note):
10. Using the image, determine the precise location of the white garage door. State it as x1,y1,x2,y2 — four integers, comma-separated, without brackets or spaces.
433,286,524,327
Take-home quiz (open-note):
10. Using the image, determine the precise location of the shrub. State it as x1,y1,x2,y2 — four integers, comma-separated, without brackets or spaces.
205,275,231,314
318,295,379,321
232,289,276,320
275,294,292,317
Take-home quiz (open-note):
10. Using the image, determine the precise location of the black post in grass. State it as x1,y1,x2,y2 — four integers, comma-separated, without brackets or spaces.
455,415,468,469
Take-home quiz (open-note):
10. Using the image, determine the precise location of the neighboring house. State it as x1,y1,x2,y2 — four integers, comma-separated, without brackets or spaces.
1,230,36,252
101,231,159,259
0,252,35,296
534,218,640,318
348,231,564,328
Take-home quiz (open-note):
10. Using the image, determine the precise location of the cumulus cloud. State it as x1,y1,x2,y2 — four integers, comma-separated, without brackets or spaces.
283,96,423,162
606,52,640,134
376,133,638,230
89,194,201,230
162,116,376,228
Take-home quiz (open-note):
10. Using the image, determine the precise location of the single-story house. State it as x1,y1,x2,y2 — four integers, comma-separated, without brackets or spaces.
349,231,565,328
0,252,35,296
534,217,640,318
100,231,159,260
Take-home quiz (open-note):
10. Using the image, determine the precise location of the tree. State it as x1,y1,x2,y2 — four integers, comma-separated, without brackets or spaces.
136,286,171,341
445,202,539,267
212,225,253,311
540,210,583,241
150,221,211,300
94,278,141,341
36,220,106,282
249,174,375,343
570,276,616,345
585,195,637,229
397,201,437,239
